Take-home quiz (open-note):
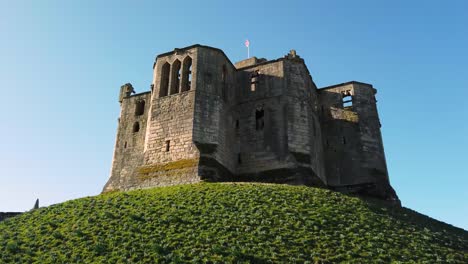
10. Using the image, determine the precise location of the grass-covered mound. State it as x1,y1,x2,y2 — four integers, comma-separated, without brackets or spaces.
0,183,466,263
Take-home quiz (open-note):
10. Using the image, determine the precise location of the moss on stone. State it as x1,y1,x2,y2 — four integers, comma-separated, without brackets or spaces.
136,159,199,181
342,110,359,122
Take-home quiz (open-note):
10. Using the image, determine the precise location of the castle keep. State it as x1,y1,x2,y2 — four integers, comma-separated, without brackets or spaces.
103,44,399,202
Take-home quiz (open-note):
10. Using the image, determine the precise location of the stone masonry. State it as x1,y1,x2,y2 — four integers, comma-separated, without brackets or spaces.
103,44,399,203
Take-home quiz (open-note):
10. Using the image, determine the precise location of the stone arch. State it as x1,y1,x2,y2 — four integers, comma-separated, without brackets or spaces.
170,59,181,95
159,62,170,97
181,57,192,92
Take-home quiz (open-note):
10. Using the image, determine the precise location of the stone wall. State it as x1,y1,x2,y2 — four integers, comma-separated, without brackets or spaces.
318,82,398,200
103,44,399,202
0,212,22,222
104,89,151,192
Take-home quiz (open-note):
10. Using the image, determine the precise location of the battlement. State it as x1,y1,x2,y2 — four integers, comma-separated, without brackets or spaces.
104,44,399,203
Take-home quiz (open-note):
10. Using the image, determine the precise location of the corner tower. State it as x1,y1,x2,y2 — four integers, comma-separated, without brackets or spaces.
318,82,398,202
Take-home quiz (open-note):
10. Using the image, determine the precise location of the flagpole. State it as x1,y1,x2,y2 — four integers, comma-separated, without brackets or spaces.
248,45,250,58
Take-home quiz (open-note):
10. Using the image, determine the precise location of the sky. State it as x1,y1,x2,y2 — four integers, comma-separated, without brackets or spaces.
0,0,467,229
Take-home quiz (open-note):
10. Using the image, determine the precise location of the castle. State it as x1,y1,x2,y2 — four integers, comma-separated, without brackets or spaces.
103,44,399,203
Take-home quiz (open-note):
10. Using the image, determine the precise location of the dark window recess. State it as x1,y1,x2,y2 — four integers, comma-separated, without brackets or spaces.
133,122,140,133
159,62,170,97
343,136,346,144
124,141,127,148
165,140,170,152
342,91,353,108
237,153,242,164
135,100,145,116
326,139,329,148
255,108,264,130
181,57,192,92
250,70,259,92
235,119,239,129
170,60,181,95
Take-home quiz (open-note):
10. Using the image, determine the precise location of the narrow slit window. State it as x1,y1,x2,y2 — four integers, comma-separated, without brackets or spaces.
255,108,265,130
165,140,170,152
124,141,127,148
343,136,346,144
135,100,145,116
235,119,239,129
238,153,242,164
132,122,140,133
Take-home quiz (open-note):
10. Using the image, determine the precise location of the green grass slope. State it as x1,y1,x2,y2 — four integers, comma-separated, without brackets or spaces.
1,183,466,263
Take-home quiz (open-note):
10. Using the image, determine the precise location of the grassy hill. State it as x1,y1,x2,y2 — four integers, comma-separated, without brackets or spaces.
0,183,466,263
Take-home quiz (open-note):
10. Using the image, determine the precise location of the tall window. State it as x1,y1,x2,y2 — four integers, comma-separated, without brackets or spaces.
255,108,264,130
250,70,259,92
342,91,353,108
181,57,192,92
165,140,171,152
159,62,170,97
135,100,145,116
170,60,181,95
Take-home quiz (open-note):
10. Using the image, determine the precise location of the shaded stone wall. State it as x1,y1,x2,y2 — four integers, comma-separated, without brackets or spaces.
0,212,22,222
318,82,397,200
104,89,151,192
193,48,237,181
284,59,326,184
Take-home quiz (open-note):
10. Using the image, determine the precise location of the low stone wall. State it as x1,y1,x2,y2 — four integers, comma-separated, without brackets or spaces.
0,212,22,222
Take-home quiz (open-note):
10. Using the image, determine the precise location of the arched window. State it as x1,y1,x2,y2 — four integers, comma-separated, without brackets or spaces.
135,100,145,116
132,122,140,133
159,62,170,97
170,59,181,95
181,57,192,92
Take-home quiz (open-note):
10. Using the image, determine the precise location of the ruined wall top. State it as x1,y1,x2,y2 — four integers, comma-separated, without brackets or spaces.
234,57,268,69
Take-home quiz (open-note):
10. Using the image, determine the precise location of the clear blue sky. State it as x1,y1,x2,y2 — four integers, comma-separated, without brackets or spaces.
0,0,466,229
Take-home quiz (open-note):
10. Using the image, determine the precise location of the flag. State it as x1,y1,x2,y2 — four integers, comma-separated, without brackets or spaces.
245,39,250,47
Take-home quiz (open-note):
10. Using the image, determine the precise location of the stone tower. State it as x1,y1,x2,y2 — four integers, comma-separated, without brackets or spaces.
103,44,399,203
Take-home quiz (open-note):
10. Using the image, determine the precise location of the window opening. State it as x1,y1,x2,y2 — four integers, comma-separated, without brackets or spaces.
170,60,181,95
255,108,265,130
250,70,259,92
165,140,170,152
342,91,353,108
235,119,239,129
124,141,127,148
181,57,192,92
159,62,170,97
238,153,242,164
132,122,140,133
343,136,346,144
135,100,145,116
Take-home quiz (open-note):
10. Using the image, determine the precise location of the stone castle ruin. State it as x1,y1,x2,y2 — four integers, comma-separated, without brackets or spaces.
103,44,399,203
